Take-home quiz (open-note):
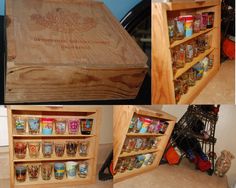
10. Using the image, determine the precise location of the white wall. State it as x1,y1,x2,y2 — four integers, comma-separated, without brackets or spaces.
0,106,8,146
0,105,113,146
214,105,236,187
161,105,236,187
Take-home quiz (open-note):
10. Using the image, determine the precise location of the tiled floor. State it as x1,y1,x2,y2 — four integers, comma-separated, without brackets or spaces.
193,60,235,104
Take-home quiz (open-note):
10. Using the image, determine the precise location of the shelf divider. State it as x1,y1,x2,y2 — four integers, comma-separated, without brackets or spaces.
126,133,164,137
174,47,215,79
170,28,214,49
13,156,93,163
119,149,160,158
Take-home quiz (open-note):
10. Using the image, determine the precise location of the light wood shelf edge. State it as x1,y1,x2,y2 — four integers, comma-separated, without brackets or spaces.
119,149,161,158
12,134,95,138
13,156,93,163
164,0,220,11
174,47,215,79
126,133,164,136
170,28,214,48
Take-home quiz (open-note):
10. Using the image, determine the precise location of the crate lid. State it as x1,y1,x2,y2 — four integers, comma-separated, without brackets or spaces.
7,0,148,68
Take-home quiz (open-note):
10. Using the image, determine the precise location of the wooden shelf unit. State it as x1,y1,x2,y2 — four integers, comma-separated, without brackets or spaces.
8,105,101,188
113,106,176,182
152,0,221,104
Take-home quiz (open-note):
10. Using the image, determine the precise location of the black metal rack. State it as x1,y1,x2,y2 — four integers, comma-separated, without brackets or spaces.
171,105,219,175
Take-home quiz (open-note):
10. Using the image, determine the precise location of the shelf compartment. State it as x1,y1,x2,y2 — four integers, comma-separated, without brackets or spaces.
126,133,164,137
178,66,219,104
174,47,215,79
114,164,156,182
13,156,93,163
14,173,91,188
170,28,214,48
119,149,160,158
12,134,95,138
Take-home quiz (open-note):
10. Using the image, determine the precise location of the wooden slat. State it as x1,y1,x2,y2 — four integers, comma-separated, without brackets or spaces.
174,47,215,79
5,65,147,103
165,0,220,11
126,133,163,136
13,156,93,163
170,28,214,48
12,134,95,138
119,149,160,158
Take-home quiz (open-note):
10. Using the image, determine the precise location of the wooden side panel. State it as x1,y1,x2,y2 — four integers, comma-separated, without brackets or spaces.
113,105,135,168
92,108,101,183
7,107,14,188
5,63,147,103
152,3,176,104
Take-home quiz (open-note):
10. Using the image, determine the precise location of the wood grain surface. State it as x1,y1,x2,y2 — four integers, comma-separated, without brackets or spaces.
5,0,148,103
10,0,147,68
5,62,147,103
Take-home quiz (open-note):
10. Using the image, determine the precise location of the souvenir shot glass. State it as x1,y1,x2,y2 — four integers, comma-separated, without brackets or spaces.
55,119,67,135
15,165,27,182
28,142,40,158
28,118,40,134
55,143,65,157
42,142,53,158
14,141,27,159
27,164,40,180
54,163,65,180
68,119,80,135
66,141,78,157
41,163,53,181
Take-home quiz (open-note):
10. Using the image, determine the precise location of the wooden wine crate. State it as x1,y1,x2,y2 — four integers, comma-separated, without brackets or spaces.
5,0,148,103
7,105,101,188
152,0,221,104
113,105,176,182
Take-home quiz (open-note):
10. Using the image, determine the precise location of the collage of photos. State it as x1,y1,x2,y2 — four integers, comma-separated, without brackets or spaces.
0,0,235,188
